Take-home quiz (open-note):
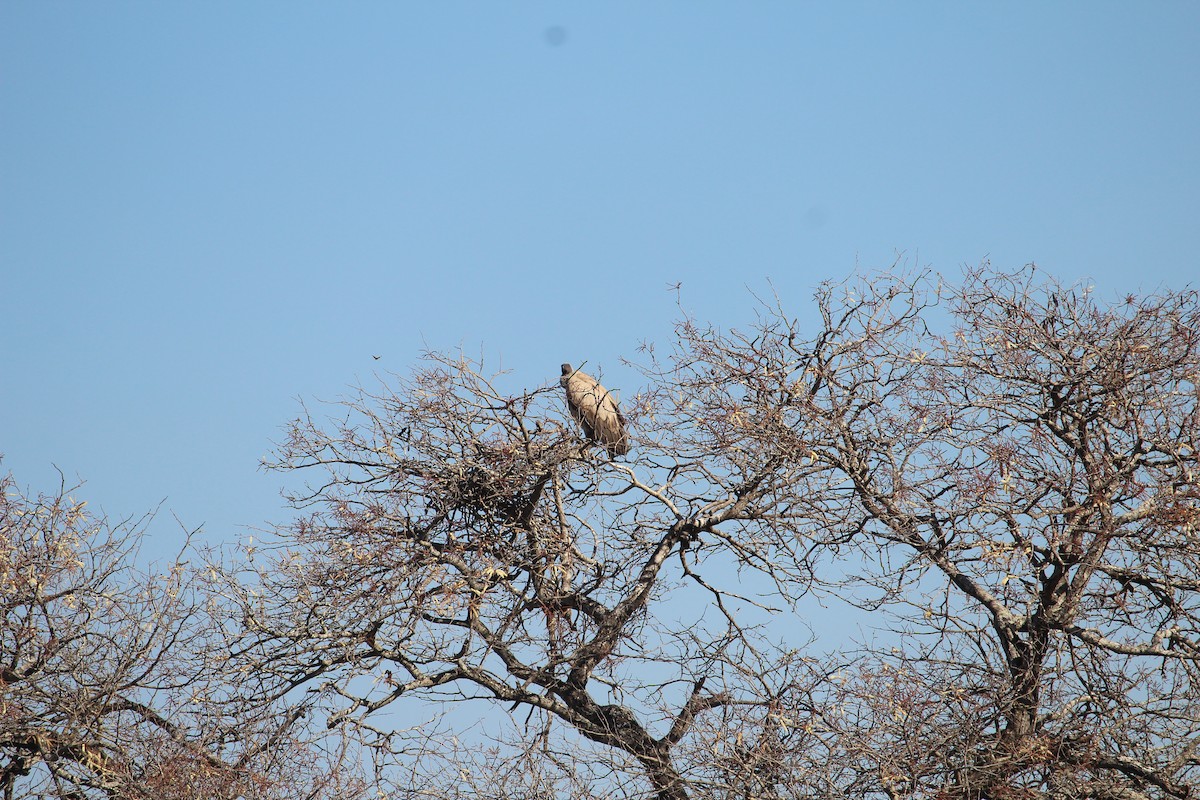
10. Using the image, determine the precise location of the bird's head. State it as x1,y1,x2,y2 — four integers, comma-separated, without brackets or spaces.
561,363,574,377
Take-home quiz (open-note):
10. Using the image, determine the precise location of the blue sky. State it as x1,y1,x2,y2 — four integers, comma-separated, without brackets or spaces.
2,3,1198,557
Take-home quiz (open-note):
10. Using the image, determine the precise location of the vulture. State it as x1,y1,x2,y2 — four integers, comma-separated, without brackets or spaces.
560,363,630,457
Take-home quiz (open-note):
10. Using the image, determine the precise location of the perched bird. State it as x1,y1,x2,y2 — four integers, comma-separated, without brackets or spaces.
560,363,630,457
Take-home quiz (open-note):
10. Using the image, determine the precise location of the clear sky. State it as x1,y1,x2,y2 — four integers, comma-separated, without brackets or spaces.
2,3,1197,557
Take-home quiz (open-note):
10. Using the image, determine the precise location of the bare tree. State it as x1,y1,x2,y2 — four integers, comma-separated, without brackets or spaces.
225,265,1200,799
0,471,364,800
655,266,1200,799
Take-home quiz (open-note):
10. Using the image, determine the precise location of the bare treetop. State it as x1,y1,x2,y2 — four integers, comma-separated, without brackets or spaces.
213,265,1200,800
0,473,363,800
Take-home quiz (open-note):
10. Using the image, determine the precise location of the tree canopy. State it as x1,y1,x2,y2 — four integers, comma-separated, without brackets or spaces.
5,265,1199,799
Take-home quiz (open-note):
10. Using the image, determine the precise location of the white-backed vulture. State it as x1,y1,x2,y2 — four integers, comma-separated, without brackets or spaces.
560,363,630,458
